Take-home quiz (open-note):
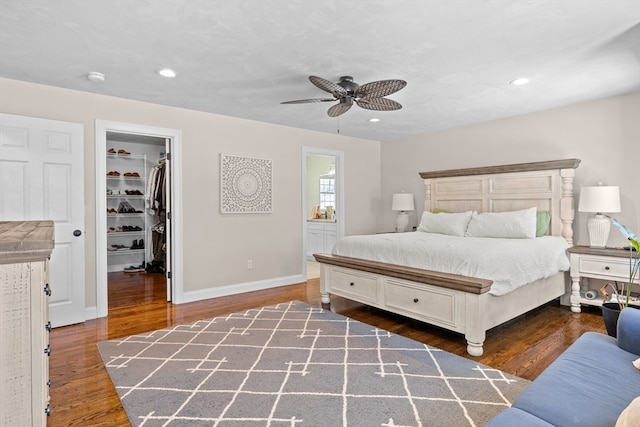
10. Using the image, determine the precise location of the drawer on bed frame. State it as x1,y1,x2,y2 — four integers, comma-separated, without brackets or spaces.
385,279,466,332
329,267,380,304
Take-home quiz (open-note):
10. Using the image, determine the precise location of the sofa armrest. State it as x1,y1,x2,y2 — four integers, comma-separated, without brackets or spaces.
618,307,640,355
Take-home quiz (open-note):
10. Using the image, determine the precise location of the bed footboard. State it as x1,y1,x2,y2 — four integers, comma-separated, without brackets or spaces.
315,254,567,356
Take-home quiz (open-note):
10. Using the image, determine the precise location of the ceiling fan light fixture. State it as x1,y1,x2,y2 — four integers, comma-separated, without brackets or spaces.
157,68,177,78
510,77,530,86
282,75,407,117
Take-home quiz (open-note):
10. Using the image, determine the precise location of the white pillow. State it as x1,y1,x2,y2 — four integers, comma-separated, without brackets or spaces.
417,211,473,237
465,207,537,239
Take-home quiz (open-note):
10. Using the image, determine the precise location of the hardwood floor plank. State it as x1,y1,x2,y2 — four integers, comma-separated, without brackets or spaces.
48,274,606,426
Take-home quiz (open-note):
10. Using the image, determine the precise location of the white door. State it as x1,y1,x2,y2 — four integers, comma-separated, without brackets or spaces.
0,113,85,327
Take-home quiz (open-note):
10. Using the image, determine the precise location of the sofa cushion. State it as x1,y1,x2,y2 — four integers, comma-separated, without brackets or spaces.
510,332,640,427
617,307,640,355
484,407,555,426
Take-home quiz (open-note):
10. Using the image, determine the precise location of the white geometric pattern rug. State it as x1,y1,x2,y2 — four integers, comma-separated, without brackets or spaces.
97,301,528,426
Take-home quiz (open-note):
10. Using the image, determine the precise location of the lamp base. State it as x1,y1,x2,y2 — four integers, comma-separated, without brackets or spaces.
396,212,410,233
587,213,611,248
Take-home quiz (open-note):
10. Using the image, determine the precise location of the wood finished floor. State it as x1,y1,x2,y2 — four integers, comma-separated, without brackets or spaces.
49,272,607,426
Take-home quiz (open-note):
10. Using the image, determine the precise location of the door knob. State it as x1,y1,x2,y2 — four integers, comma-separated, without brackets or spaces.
73,229,82,236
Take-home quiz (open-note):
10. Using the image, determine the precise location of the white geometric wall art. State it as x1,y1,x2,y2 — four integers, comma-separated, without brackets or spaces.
220,154,272,214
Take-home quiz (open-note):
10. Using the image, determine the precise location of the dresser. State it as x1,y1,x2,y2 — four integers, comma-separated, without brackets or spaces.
1,221,54,426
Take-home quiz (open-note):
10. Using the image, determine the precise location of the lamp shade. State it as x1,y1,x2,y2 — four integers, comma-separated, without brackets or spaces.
392,193,414,211
578,186,621,213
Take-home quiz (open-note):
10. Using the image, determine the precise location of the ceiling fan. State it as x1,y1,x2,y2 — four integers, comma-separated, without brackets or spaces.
281,75,407,117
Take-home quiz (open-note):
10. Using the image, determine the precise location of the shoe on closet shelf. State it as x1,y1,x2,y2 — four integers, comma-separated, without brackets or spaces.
138,239,144,249
107,208,118,214
107,245,118,251
107,171,120,177
117,149,130,156
107,148,117,155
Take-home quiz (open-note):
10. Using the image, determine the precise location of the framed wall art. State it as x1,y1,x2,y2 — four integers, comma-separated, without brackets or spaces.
220,154,272,214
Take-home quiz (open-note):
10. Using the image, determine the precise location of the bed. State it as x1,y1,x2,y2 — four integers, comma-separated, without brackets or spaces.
314,158,580,356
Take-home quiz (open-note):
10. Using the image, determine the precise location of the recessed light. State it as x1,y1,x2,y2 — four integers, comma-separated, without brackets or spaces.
510,77,530,86
87,71,105,83
157,68,176,78
369,118,380,123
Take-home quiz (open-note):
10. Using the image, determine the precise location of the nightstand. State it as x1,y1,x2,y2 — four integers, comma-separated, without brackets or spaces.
568,246,639,313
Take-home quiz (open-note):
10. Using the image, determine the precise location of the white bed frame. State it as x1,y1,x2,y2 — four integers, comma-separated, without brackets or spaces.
314,159,580,356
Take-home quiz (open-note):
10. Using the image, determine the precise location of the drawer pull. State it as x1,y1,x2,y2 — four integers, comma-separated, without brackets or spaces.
413,298,419,303
604,266,610,270
350,282,355,286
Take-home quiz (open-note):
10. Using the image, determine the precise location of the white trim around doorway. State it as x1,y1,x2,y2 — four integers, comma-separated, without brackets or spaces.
95,120,185,318
301,146,345,279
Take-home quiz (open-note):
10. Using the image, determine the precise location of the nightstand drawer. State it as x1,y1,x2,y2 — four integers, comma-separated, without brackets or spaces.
579,257,631,280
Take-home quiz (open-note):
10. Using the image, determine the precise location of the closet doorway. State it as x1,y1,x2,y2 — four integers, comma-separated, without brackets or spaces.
95,120,183,318
302,147,344,279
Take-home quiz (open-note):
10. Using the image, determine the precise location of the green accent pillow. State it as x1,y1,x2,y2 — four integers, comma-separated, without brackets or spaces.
536,211,551,237
432,208,452,214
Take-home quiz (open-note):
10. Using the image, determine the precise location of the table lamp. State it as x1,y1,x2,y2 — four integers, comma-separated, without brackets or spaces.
578,184,621,248
392,193,414,232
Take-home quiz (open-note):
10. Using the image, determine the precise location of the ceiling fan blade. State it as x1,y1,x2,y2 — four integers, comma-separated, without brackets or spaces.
327,102,352,117
356,97,403,111
355,79,407,99
309,76,348,97
280,98,335,104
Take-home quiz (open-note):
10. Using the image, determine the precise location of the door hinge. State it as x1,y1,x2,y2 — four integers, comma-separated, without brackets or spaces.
167,271,172,279
167,211,172,220
166,152,171,160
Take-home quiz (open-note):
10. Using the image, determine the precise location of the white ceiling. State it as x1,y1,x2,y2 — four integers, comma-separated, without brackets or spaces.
1,0,639,142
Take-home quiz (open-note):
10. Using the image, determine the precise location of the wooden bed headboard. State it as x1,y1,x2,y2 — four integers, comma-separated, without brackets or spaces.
419,159,581,246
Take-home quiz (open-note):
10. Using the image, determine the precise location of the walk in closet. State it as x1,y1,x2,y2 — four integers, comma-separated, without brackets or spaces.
105,132,168,284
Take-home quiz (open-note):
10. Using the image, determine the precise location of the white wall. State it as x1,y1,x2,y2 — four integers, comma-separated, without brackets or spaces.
381,92,640,248
0,77,381,308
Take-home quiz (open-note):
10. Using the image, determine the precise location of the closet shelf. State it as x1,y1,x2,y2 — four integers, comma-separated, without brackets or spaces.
107,249,145,255
106,153,146,160
107,213,144,217
107,195,145,199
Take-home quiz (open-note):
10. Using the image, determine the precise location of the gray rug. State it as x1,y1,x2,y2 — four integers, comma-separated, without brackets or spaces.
98,301,529,427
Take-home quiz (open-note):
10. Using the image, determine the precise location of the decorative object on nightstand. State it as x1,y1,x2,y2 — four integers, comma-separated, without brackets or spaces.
392,192,414,232
578,184,620,247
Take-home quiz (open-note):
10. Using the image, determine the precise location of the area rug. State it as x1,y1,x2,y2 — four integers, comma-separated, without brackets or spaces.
97,301,529,427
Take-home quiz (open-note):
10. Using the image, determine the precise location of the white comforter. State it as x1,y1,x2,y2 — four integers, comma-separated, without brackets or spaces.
331,232,570,296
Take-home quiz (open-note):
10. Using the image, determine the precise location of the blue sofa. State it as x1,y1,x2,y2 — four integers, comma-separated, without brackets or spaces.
485,307,640,427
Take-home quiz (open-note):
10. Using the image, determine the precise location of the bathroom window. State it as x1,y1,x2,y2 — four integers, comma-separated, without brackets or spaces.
319,177,335,209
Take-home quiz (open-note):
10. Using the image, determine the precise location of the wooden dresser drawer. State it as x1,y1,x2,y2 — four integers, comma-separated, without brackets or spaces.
329,267,379,304
385,279,463,331
579,256,633,281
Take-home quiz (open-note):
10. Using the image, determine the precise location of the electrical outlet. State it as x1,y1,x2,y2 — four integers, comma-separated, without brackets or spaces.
247,259,253,269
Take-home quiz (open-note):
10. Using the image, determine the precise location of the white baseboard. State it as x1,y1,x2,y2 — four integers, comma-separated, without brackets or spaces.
85,305,98,320
174,274,306,304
